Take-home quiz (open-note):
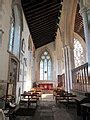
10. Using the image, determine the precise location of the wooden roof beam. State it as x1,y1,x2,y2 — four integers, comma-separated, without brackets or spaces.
24,1,60,12
26,13,59,24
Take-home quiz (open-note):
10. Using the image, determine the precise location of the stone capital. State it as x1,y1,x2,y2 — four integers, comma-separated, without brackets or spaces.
63,43,73,50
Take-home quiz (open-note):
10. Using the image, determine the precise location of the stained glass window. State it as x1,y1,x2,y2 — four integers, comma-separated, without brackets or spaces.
40,50,52,80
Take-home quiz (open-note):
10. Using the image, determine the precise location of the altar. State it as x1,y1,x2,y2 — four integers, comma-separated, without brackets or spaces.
38,83,53,92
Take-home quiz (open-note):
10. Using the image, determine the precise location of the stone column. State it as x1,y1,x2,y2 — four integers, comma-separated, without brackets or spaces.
57,60,61,75
79,1,90,91
60,0,77,92
63,45,73,92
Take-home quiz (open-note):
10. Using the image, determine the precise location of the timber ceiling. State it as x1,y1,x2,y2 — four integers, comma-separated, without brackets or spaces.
21,0,63,49
74,4,85,40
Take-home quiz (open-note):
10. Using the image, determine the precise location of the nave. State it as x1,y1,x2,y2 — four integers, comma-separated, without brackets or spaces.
0,0,90,120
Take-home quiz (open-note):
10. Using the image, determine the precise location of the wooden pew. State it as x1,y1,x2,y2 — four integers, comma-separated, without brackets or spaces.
75,93,90,116
20,92,39,108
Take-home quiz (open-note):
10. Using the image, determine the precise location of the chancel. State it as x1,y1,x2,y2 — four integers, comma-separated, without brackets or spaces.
0,0,90,120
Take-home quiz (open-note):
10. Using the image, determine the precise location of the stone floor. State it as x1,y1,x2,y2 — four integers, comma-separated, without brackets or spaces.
14,94,82,120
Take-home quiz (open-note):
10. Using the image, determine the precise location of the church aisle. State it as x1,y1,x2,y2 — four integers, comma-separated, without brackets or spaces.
32,94,82,120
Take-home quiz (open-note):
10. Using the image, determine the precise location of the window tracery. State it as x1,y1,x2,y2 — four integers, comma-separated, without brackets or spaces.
74,38,85,67
40,50,52,80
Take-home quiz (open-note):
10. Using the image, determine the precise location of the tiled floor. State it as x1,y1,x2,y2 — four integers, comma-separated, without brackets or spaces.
15,94,82,120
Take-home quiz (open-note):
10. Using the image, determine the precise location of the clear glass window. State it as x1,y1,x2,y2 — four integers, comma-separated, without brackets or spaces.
40,50,52,80
74,38,85,67
9,17,15,52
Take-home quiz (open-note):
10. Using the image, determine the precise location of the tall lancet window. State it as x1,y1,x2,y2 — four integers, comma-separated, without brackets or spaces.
8,6,22,58
40,50,52,80
74,38,85,68
9,11,15,52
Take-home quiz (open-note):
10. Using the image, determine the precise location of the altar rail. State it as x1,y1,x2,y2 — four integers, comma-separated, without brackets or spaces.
72,63,88,92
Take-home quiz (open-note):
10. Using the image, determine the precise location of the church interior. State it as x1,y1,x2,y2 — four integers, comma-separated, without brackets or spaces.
0,0,90,120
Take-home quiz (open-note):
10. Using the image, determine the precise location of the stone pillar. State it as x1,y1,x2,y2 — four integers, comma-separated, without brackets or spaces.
68,46,75,90
63,45,73,92
56,28,62,75
60,0,77,92
57,60,61,75
79,1,90,91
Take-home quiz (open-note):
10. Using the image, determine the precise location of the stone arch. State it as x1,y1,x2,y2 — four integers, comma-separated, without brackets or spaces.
61,0,78,46
74,32,86,67
35,45,55,82
74,32,86,49
59,0,78,92
38,47,54,65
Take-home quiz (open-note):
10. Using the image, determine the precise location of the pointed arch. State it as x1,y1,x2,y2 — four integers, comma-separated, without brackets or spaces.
39,48,53,81
38,47,54,64
74,33,86,67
